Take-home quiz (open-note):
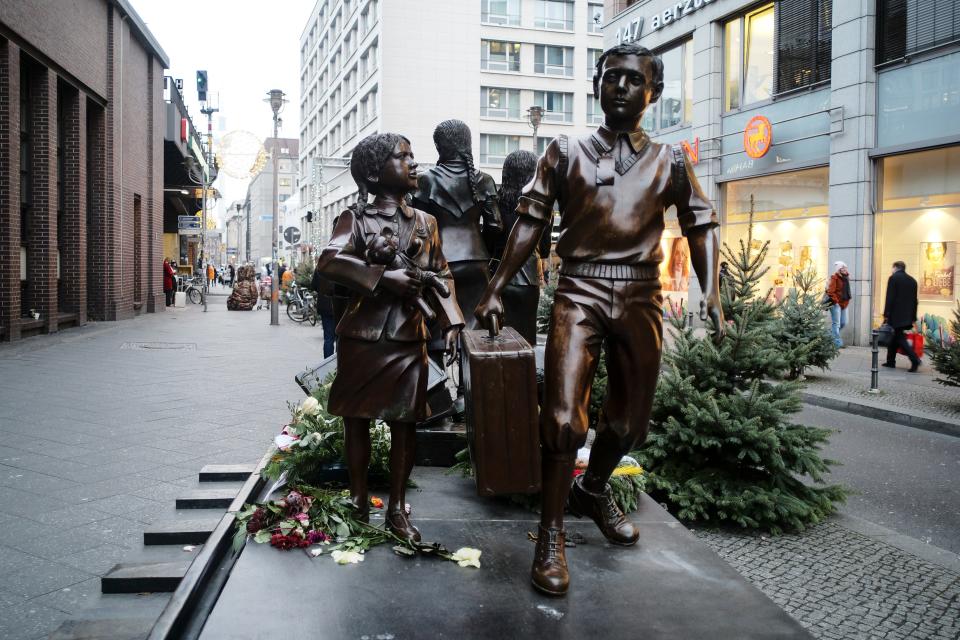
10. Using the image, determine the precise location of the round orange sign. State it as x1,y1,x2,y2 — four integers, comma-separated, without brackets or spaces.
743,115,772,159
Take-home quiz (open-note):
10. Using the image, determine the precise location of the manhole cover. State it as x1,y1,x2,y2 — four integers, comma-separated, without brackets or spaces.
121,342,197,351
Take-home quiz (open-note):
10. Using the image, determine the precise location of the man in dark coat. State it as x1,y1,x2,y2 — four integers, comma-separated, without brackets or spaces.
882,260,921,372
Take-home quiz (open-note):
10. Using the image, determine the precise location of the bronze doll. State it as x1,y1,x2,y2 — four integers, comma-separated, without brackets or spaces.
476,44,726,596
490,150,550,346
318,133,464,541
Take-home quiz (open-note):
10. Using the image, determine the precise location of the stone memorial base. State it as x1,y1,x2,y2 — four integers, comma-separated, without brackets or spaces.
198,468,810,639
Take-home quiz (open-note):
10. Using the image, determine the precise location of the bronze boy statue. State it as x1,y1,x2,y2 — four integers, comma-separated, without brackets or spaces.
476,43,726,596
319,133,464,541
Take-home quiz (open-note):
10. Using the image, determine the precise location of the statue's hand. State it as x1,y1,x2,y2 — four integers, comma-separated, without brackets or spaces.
474,290,504,332
379,269,422,298
444,326,461,367
701,294,726,342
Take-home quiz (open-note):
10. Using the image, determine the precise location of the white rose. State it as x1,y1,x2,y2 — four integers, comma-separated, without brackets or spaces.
301,397,320,416
331,549,364,565
451,547,482,569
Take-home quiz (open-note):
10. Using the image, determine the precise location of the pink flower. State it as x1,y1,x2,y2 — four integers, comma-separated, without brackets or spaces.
294,512,309,524
306,530,329,544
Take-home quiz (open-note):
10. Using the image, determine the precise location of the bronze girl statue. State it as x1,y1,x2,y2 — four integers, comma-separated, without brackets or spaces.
318,132,464,541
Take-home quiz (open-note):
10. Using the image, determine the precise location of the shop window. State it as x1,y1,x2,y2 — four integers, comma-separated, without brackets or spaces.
481,40,521,72
641,39,693,132
876,147,960,326
482,0,521,26
776,0,832,94
535,0,574,31
534,45,574,77
723,167,830,300
534,91,574,123
877,0,960,65
480,133,520,164
724,4,774,110
481,87,521,119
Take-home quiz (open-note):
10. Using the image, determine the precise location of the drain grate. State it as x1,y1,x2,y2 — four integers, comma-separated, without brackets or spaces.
121,342,197,351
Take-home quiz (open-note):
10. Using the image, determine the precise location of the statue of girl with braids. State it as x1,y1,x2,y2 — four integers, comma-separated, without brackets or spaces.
492,149,551,346
413,119,503,336
317,132,464,542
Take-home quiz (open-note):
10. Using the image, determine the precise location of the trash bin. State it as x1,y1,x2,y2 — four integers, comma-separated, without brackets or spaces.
174,291,186,307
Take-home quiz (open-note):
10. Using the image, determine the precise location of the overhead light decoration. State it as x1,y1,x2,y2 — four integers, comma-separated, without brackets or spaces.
216,130,268,179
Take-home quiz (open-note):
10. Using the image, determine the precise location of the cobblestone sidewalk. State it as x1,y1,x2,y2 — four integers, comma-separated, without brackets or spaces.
802,347,960,428
694,521,960,640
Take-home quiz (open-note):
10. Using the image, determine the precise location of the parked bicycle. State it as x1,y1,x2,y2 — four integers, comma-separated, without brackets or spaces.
177,275,204,305
286,282,317,325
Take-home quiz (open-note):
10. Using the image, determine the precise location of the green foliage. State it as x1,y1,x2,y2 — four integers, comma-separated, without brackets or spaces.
536,272,557,335
634,232,847,534
263,378,392,486
775,268,839,379
294,260,315,288
925,302,960,388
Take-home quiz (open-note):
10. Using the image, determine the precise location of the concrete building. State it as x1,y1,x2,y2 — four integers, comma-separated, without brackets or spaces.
296,0,607,249
604,0,960,345
1,0,169,342
244,137,298,269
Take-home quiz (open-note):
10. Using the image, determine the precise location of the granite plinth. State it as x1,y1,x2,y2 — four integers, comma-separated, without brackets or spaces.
196,468,811,640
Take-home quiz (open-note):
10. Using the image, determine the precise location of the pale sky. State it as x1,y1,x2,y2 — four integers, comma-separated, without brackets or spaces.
133,0,314,224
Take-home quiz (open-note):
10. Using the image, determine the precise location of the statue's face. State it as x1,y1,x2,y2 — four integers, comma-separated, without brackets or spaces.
377,140,419,194
597,54,662,124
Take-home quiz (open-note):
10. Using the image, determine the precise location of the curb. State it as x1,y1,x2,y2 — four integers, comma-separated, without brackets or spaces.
833,513,960,575
802,392,960,438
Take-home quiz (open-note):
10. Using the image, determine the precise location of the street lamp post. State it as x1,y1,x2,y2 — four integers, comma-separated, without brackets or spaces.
527,105,544,153
200,103,219,312
234,202,242,264
266,89,287,327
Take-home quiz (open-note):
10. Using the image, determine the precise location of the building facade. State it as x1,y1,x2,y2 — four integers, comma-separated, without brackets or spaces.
0,0,168,342
244,137,299,269
296,0,607,249
604,0,960,345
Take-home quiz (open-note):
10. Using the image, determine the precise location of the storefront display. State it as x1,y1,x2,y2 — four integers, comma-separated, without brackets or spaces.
722,167,830,300
659,212,689,318
876,146,960,325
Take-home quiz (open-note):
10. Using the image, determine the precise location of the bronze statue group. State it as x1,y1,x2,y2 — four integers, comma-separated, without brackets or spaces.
316,43,725,597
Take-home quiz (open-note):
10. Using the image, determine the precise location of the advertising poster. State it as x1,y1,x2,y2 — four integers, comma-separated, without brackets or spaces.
919,241,956,301
661,237,690,292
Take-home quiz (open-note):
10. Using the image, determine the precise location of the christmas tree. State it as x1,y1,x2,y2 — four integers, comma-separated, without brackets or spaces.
775,268,839,379
926,302,960,388
635,212,847,534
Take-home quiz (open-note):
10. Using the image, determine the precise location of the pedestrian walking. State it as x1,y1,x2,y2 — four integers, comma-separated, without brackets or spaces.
311,256,337,358
207,263,216,289
228,263,236,288
163,258,176,307
882,260,921,372
826,261,852,347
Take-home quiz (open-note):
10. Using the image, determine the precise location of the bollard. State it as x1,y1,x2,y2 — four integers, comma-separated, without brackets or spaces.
869,329,880,394
687,311,694,329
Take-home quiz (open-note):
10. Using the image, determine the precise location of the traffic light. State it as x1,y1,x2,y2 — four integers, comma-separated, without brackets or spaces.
196,70,208,102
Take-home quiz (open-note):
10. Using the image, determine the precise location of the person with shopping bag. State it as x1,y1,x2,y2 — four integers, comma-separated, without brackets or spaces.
882,261,921,372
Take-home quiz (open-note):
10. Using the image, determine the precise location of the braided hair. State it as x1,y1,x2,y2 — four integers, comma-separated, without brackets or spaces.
497,150,537,218
349,132,410,213
433,119,481,206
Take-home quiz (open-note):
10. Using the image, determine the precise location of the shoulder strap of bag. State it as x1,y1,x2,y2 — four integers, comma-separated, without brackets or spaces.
670,144,688,206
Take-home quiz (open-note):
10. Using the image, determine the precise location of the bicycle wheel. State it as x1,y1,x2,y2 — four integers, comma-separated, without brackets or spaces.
286,300,305,322
188,288,202,305
307,303,318,326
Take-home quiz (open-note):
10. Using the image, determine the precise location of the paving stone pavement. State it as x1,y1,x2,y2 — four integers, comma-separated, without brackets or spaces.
802,347,960,426
0,301,325,639
693,521,960,640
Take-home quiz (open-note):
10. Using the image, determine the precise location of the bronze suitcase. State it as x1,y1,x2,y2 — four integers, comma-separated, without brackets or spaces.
461,324,540,496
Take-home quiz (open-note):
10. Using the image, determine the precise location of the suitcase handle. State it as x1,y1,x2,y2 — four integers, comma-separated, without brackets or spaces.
488,314,500,339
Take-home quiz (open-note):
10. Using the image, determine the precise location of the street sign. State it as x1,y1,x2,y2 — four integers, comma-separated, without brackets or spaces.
178,215,201,230
283,226,301,244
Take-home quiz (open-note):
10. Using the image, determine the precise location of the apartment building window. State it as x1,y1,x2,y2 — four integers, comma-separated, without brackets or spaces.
724,4,774,110
776,0,832,93
535,0,574,31
535,45,574,77
480,134,521,164
482,40,521,72
587,3,604,34
536,136,551,155
646,39,693,130
586,94,603,125
587,48,602,78
534,91,574,123
481,87,521,119
482,0,521,26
